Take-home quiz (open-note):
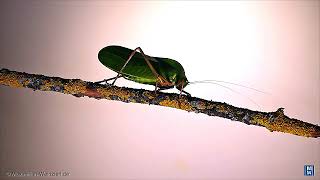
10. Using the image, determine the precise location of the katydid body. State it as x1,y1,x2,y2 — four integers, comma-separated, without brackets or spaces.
98,45,189,95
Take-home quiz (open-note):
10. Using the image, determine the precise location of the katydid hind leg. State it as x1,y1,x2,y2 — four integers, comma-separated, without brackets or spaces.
111,47,164,86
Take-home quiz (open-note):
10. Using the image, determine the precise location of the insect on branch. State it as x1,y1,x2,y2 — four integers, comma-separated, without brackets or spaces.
0,68,319,138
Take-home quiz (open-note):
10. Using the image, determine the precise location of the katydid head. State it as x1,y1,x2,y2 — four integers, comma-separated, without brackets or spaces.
175,76,189,91
161,58,189,91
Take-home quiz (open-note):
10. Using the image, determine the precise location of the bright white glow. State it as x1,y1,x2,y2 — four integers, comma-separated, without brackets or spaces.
123,1,266,108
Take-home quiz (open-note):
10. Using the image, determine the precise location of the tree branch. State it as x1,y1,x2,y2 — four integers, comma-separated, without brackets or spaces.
1,68,319,138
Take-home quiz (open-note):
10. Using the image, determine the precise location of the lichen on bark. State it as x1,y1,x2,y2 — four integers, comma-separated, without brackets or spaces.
1,68,319,138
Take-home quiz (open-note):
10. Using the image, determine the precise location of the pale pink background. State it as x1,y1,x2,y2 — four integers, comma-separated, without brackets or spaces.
0,1,319,179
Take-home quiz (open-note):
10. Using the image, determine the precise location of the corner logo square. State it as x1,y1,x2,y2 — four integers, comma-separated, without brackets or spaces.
304,165,314,176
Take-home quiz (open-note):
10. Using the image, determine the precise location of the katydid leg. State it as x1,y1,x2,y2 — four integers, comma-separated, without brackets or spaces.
179,90,191,98
154,82,158,95
182,90,191,97
95,75,123,84
111,47,165,86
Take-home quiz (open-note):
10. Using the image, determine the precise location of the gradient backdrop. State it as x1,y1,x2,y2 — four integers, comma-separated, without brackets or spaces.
0,0,319,179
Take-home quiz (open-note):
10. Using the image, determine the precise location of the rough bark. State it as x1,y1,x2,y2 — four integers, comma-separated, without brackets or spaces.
1,68,319,138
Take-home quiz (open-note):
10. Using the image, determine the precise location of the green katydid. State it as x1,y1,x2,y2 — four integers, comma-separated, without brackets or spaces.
96,45,266,100
97,45,190,96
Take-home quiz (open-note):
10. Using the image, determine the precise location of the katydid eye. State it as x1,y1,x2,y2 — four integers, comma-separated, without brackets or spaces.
171,75,176,82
